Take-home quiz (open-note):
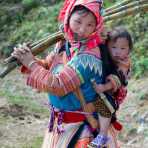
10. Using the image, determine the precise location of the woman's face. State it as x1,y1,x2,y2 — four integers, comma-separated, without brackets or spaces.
108,37,130,62
69,10,97,39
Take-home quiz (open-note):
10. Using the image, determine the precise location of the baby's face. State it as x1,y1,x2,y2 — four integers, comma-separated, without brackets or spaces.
69,10,97,39
108,37,130,62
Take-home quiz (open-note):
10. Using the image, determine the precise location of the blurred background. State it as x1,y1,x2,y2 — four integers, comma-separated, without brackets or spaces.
0,0,148,147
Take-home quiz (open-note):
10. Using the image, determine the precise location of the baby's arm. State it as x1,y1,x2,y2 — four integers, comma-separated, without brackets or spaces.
92,81,113,94
106,74,121,92
92,74,121,94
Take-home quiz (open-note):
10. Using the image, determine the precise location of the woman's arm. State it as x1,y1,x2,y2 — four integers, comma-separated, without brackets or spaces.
27,63,81,96
11,44,81,96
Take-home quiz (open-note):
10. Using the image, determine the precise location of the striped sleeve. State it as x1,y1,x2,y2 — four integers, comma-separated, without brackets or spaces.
26,63,81,96
35,51,56,69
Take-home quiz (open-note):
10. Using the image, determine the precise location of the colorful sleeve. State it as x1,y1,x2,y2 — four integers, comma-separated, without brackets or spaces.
20,51,56,74
26,53,102,97
36,51,56,69
26,63,81,96
106,74,121,92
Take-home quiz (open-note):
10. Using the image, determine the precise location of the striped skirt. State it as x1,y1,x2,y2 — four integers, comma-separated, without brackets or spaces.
42,122,120,148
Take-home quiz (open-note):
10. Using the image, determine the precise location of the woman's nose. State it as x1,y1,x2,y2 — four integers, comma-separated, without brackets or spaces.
79,26,86,35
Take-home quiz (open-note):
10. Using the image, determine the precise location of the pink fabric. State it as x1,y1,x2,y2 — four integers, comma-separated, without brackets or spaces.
114,86,127,105
64,0,103,41
58,0,72,22
59,0,104,59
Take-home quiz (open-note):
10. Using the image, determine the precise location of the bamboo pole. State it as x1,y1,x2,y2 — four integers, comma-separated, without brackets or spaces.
4,0,147,65
0,31,64,78
105,0,135,13
0,62,19,78
104,3,148,22
5,1,147,65
4,31,64,64
104,0,148,16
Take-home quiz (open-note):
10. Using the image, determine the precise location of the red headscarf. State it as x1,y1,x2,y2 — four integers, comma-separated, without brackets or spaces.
58,0,104,56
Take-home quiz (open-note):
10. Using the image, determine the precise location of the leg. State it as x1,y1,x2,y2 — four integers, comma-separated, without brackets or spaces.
99,115,111,136
87,99,112,148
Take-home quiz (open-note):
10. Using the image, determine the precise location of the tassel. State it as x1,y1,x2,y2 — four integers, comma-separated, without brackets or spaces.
57,111,65,133
48,105,55,132
112,120,123,131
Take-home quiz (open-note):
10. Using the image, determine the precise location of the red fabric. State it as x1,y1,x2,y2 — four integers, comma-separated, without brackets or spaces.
58,0,72,22
55,111,86,123
112,120,123,131
75,137,91,148
59,0,104,59
20,65,30,74
114,86,127,105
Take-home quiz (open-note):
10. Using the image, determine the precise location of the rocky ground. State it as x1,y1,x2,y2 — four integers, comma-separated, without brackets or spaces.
0,60,148,148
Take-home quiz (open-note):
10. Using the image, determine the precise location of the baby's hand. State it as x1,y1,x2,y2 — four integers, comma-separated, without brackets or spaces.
92,81,105,93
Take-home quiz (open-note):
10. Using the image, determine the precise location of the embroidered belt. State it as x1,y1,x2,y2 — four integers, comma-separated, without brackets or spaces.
48,105,88,133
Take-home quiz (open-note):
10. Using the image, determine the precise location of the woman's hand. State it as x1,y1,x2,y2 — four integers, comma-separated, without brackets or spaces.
11,43,35,67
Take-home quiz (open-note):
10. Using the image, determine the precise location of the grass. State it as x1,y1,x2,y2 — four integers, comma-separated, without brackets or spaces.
22,136,43,148
0,116,10,124
0,89,48,115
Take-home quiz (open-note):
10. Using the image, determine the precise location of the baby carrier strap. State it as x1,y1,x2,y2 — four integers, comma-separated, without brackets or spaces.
64,40,98,129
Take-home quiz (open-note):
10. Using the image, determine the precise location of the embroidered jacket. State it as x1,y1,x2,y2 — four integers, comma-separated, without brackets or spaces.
26,48,103,111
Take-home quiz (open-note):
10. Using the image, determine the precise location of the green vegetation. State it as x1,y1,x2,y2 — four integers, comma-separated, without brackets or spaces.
0,0,147,78
0,1,148,147
0,89,48,115
22,136,43,148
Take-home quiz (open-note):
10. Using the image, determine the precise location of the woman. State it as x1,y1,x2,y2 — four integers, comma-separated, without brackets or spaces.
12,0,119,147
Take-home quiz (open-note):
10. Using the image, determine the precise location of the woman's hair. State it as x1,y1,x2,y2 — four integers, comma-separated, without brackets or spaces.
70,5,97,24
106,26,133,51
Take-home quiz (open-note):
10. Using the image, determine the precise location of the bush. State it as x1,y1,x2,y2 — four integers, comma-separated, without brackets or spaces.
22,0,40,12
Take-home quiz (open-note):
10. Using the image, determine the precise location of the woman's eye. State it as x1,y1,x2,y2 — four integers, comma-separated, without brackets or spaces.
88,24,92,27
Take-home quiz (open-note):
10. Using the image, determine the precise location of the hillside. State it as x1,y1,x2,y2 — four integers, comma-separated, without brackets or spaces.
0,0,148,147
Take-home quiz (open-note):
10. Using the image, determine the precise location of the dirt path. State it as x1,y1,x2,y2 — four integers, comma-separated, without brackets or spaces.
0,61,49,148
118,78,148,148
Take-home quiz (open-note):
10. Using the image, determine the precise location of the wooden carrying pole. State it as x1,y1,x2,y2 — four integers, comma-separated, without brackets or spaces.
0,1,148,78
104,0,147,16
104,4,148,22
105,0,136,13
0,31,64,78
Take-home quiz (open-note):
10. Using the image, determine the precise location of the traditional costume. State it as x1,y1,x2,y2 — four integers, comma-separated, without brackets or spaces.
22,0,120,147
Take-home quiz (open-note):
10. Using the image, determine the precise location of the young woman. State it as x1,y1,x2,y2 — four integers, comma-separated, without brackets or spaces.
11,0,119,147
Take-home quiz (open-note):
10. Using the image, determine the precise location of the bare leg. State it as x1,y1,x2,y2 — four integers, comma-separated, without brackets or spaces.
87,115,111,148
99,114,111,136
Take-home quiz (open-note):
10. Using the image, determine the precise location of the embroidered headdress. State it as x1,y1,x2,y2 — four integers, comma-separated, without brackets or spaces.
58,0,104,58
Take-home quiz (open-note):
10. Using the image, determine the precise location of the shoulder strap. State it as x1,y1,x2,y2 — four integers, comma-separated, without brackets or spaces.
74,88,98,129
63,42,98,129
